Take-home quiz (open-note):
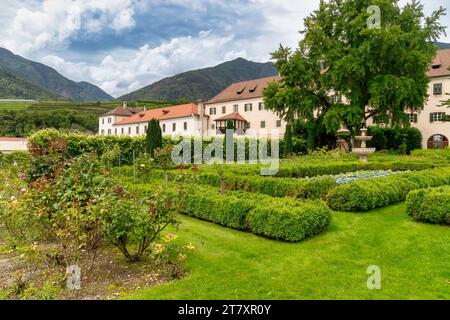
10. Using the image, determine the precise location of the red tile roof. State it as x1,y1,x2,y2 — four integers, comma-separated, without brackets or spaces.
214,113,247,122
102,106,141,117
113,103,200,126
207,76,282,104
427,49,450,78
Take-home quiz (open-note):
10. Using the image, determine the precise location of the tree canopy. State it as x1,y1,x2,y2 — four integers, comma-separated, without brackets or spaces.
264,0,446,140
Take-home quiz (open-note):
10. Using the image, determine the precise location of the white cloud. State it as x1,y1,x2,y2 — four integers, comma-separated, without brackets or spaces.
1,0,136,54
1,0,449,99
42,32,238,97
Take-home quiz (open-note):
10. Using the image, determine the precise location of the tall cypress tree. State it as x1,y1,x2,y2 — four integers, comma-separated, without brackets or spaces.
226,119,234,130
146,119,163,157
284,124,293,157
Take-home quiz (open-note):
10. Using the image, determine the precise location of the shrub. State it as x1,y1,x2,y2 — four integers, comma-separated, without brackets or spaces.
146,119,163,157
182,187,255,230
197,173,337,199
180,185,331,241
367,126,422,154
275,161,435,178
326,168,450,212
406,186,450,225
101,188,180,262
284,124,293,157
247,200,331,242
28,129,304,167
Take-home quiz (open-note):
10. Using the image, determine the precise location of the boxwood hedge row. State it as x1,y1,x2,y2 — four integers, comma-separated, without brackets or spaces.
127,183,331,242
275,161,437,178
406,186,450,225
197,173,337,200
326,168,450,212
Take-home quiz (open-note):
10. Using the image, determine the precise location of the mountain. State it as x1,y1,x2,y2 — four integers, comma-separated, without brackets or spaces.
0,65,67,101
436,42,450,50
0,47,113,101
119,58,278,102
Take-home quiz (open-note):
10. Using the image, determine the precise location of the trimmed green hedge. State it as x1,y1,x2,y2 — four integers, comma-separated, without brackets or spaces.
247,200,331,242
274,161,436,178
28,129,300,166
197,173,337,199
367,126,422,154
326,168,450,212
127,182,331,242
406,186,450,225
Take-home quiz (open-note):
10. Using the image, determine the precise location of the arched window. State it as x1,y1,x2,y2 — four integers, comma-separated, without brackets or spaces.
427,134,449,149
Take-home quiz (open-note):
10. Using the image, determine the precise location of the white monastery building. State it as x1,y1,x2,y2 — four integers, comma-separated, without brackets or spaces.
99,76,285,139
99,50,450,149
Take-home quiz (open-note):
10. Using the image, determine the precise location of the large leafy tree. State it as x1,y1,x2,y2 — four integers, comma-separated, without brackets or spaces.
264,0,446,141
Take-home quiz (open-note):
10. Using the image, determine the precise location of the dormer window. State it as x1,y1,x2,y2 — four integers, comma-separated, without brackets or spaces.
237,87,246,94
431,57,442,69
249,85,257,93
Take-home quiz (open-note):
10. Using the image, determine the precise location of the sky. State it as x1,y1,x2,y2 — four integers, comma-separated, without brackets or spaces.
0,0,449,98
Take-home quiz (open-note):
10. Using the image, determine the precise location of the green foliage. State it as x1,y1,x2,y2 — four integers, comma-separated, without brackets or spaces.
284,124,293,157
182,187,255,230
406,186,450,225
180,185,331,242
411,148,450,161
28,130,295,166
146,119,163,157
0,109,101,136
326,168,450,212
197,173,337,200
264,0,446,137
226,119,234,130
247,199,331,242
101,188,179,262
367,126,422,154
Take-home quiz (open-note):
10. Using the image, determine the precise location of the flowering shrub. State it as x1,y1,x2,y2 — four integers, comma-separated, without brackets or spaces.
100,188,180,262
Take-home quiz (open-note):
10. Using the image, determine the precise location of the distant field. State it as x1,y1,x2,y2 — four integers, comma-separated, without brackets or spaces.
0,100,174,137
0,100,172,111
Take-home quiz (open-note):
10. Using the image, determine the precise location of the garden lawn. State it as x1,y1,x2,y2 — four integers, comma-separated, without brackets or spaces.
128,203,450,300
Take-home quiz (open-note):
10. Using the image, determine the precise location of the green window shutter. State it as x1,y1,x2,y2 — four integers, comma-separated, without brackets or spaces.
430,113,434,123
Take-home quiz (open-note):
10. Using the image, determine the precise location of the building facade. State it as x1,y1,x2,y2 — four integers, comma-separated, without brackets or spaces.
98,77,286,139
203,76,286,137
99,50,450,149
99,103,208,138
413,49,450,149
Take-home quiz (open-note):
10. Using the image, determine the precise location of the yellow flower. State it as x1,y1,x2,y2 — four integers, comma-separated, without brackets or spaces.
186,243,195,251
163,233,178,242
154,243,164,254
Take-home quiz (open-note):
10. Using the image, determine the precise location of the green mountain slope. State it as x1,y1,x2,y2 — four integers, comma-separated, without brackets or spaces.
0,66,66,101
0,47,113,101
436,42,450,49
119,58,278,102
